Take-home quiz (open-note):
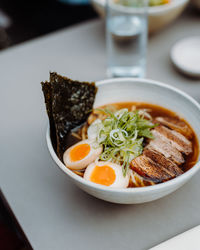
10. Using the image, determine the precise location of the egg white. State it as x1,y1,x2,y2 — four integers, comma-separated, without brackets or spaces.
63,139,102,170
84,161,129,188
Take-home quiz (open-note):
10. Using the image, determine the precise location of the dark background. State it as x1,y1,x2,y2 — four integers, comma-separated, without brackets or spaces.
0,0,97,49
0,1,97,249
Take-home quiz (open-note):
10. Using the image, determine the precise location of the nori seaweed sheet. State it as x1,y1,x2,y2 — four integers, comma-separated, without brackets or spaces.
41,72,97,160
41,80,57,150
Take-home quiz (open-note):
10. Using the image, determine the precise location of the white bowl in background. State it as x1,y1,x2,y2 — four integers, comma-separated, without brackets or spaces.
46,78,200,204
171,36,200,78
91,0,189,33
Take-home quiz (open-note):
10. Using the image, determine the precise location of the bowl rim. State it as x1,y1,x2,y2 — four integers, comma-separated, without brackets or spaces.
46,77,200,193
92,0,189,14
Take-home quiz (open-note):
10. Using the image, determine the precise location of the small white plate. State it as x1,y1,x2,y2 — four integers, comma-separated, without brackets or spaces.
171,36,200,78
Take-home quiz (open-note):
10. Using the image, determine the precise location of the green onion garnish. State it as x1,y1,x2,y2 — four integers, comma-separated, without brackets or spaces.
91,108,157,176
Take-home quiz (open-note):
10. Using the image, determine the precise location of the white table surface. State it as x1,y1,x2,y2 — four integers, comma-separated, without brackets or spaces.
1,12,200,250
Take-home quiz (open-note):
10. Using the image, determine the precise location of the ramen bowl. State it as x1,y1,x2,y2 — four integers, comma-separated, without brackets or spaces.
46,78,200,204
91,0,189,33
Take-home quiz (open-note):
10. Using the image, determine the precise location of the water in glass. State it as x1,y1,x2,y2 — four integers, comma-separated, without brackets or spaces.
106,0,148,78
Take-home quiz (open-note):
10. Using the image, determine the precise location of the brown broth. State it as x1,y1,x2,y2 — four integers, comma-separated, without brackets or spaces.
100,102,199,172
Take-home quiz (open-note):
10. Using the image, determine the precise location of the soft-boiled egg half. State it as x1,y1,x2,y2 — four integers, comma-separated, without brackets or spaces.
63,139,102,170
84,161,129,188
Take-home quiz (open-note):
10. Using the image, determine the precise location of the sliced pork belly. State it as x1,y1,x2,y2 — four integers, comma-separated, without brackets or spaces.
143,148,183,176
154,125,192,155
148,131,184,165
129,115,194,185
131,155,173,183
155,116,193,139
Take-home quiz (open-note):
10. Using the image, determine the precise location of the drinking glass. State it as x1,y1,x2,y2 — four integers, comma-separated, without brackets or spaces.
106,0,148,78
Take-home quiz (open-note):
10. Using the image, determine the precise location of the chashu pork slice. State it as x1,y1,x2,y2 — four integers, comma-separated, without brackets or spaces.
154,116,193,139
131,155,174,183
154,125,192,155
148,130,185,165
143,148,183,177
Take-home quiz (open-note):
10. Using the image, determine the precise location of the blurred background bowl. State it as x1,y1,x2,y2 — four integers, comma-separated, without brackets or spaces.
91,0,189,33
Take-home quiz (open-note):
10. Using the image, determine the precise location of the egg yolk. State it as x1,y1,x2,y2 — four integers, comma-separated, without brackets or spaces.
70,143,90,162
90,165,116,186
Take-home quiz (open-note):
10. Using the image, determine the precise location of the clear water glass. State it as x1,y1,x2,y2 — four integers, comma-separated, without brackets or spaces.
106,0,148,78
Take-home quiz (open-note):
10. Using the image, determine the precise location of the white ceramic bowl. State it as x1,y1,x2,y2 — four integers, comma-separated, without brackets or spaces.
170,36,200,78
91,0,189,33
46,78,200,204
